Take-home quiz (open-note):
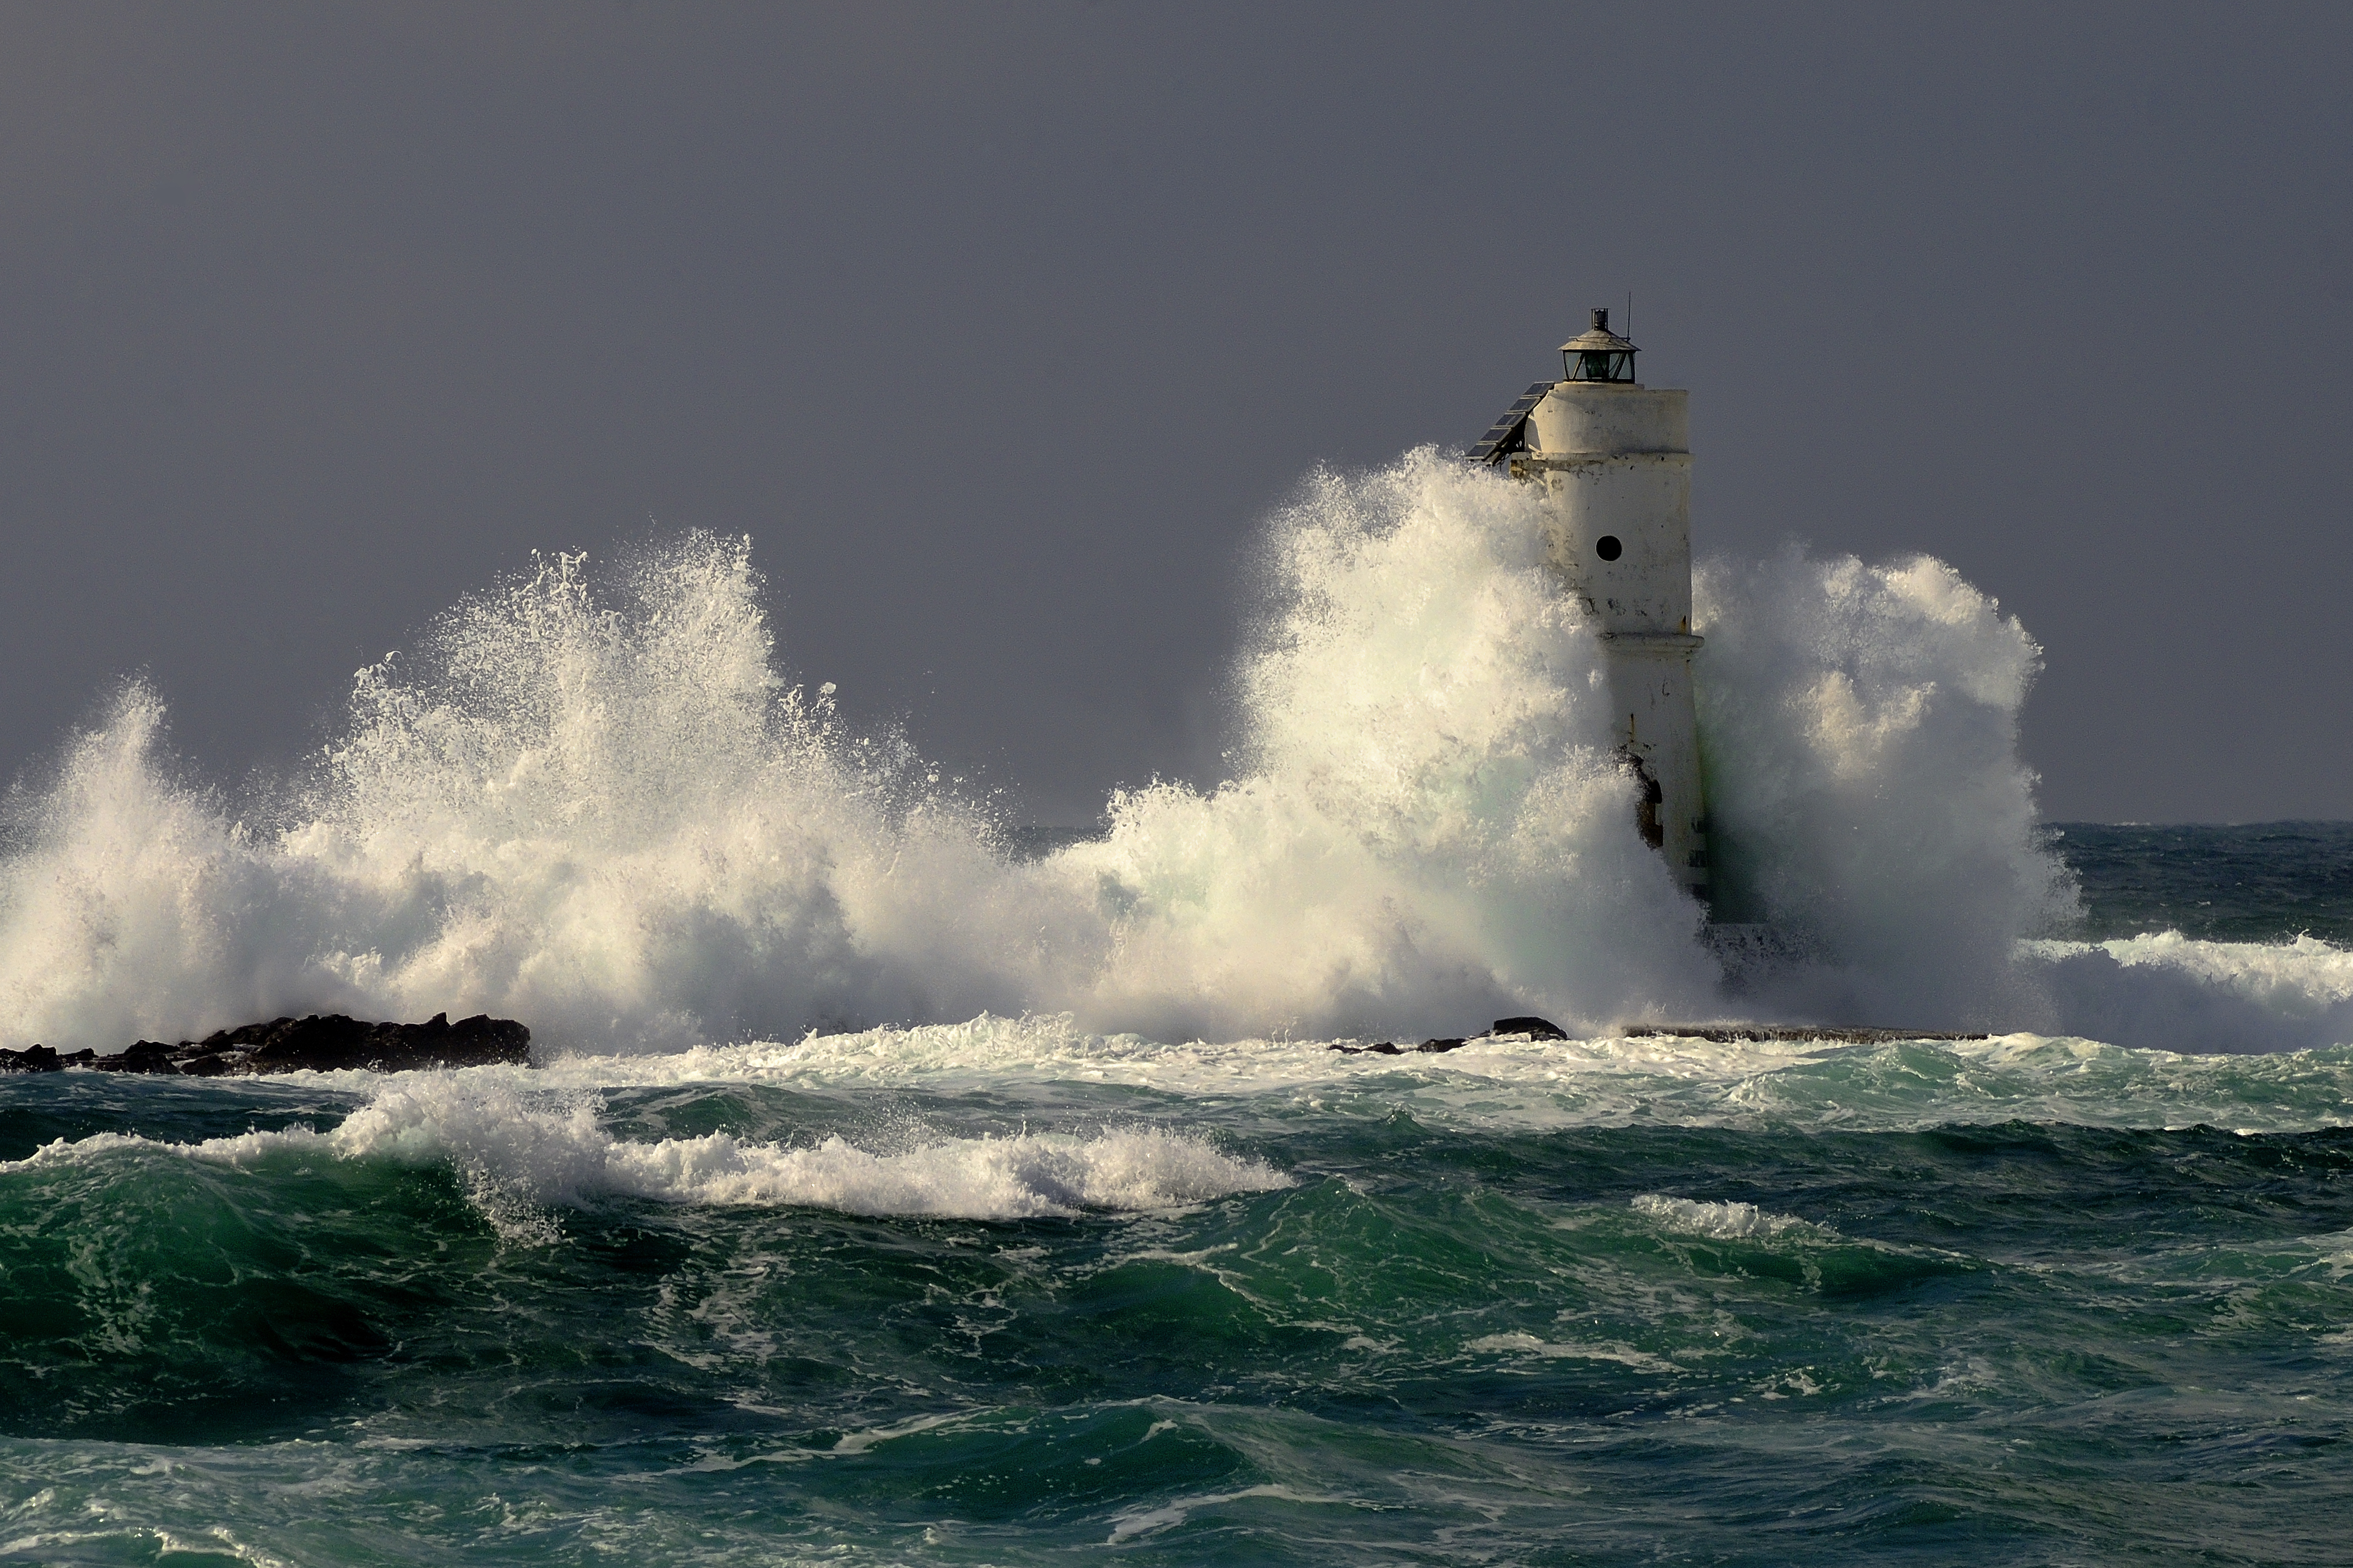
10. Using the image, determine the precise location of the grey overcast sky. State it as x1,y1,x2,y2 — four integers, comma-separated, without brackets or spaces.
2,2,2348,823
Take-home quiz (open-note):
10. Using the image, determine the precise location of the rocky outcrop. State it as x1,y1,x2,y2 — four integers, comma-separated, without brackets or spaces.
1330,1016,1568,1055
92,1040,182,1074
1332,1038,1465,1057
241,1013,530,1073
1322,1016,1989,1055
2,1014,535,1076
1621,1023,1987,1044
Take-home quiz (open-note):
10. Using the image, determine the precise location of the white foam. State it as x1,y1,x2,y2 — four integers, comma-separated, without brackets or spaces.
521,1013,1845,1111
1630,1194,1826,1241
0,1073,1290,1223
1465,1332,1678,1371
593,1125,1286,1220
1105,1485,1328,1544
2084,932,2353,1001
2021,932,2353,1054
1694,547,2079,1029
523,1016,2353,1135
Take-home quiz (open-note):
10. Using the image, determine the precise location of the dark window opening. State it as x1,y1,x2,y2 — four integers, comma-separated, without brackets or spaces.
1618,749,1664,849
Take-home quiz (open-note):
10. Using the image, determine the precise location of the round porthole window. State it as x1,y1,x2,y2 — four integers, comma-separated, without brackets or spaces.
1596,535,1622,561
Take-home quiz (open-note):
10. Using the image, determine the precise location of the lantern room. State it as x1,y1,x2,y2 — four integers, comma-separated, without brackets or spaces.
1559,308,1638,383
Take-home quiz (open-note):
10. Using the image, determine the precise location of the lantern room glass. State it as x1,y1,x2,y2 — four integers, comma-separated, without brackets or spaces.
1565,348,1636,382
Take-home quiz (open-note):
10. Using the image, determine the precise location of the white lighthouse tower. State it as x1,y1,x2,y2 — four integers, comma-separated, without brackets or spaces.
1467,309,1708,899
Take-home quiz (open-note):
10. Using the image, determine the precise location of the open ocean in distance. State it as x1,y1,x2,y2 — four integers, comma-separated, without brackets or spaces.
5,822,2353,1566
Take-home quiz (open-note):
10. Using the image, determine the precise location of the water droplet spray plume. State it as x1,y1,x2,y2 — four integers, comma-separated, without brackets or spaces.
0,452,2084,1052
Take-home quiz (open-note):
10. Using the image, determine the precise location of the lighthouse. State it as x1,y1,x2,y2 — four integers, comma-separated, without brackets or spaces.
1467,309,1708,899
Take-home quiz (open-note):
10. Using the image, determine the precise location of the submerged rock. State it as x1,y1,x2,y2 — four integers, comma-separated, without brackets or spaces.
71,1014,533,1076
1622,1023,1989,1044
1330,1036,1472,1056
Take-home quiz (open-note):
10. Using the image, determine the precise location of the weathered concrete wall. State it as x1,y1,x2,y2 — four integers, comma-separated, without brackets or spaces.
1525,382,1688,458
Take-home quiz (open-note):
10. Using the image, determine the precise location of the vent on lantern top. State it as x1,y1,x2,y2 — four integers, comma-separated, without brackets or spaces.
1463,381,1554,465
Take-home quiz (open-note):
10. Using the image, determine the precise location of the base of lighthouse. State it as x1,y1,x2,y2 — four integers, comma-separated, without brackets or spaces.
1600,631,1708,899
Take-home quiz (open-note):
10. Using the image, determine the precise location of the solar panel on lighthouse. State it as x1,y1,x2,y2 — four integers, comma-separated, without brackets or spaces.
1463,382,1555,465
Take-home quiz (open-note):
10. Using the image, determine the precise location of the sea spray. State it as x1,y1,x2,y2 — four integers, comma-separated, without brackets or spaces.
2026,931,2353,1055
0,451,2277,1054
0,541,1080,1051
1045,452,1710,1038
301,537,1079,1044
0,687,305,1052
1695,545,2081,1029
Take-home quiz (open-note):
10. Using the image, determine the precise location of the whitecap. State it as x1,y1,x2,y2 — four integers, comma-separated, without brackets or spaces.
1630,1194,1828,1241
1,1071,1290,1224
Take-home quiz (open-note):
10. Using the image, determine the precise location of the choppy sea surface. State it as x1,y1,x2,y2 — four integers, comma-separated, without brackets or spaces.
4,827,2351,1566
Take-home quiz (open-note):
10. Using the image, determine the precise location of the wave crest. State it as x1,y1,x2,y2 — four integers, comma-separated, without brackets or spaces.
4,1073,1290,1224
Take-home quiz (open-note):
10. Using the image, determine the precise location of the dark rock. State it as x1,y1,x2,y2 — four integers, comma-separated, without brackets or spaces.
82,1014,533,1077
193,1021,278,1055
0,1044,61,1073
93,1039,184,1074
1625,1023,1989,1045
59,1049,95,1067
1332,1019,1574,1055
240,1012,531,1074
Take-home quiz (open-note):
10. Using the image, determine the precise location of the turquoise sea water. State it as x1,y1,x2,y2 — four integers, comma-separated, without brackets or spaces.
4,829,2352,1565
